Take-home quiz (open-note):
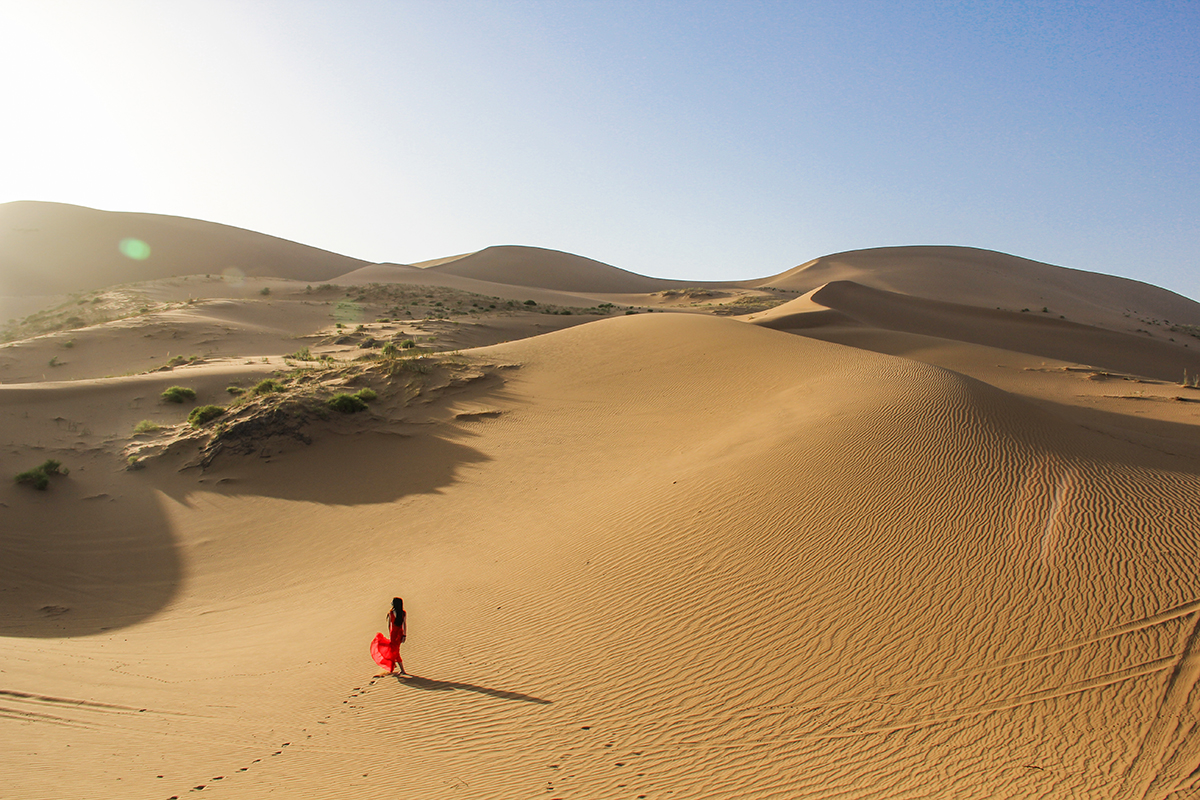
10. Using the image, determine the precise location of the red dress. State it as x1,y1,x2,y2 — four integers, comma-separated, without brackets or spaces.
370,610,406,672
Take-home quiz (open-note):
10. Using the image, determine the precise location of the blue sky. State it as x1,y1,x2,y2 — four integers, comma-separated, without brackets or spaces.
3,1,1197,298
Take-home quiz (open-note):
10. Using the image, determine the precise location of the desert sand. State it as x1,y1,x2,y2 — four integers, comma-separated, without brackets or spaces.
3,202,1200,799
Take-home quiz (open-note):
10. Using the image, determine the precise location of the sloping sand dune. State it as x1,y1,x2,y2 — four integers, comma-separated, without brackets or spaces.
751,281,1200,382
756,246,1200,332
0,201,366,298
417,245,690,293
331,262,643,308
4,222,1200,799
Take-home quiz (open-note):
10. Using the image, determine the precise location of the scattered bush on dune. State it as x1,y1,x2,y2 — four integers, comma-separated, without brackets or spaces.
327,393,368,413
354,387,377,402
187,405,226,428
133,419,161,435
15,459,68,490
287,346,317,361
252,379,284,396
161,386,196,403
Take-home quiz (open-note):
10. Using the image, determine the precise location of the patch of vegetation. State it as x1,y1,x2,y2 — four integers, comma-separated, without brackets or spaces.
327,393,368,413
354,387,377,402
1,289,169,342
133,419,161,435
227,385,245,396
161,386,197,403
252,379,285,396
259,287,271,296
15,459,68,491
287,346,318,361
660,287,719,299
1170,323,1200,341
188,405,226,427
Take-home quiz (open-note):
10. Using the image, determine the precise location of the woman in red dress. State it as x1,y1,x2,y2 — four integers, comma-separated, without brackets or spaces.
371,597,409,676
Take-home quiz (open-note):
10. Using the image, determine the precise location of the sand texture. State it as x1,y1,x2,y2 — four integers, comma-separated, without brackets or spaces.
4,203,1200,799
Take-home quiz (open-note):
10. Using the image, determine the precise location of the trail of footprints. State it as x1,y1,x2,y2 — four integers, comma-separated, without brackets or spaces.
162,678,664,799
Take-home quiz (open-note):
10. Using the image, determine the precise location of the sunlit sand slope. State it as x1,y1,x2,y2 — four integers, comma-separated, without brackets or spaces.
6,313,1199,799
755,246,1200,332
0,201,366,297
418,244,688,293
750,280,1200,381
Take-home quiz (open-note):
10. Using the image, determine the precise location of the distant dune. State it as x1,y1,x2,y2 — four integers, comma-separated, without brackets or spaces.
756,245,1200,330
416,244,690,293
0,201,367,298
4,208,1200,800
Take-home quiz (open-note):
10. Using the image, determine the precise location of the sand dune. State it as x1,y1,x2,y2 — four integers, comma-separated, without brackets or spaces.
0,201,366,299
416,245,691,294
757,245,1200,332
750,280,1200,382
4,217,1200,799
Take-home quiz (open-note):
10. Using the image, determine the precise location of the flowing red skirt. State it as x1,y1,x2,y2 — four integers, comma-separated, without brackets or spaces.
371,632,400,671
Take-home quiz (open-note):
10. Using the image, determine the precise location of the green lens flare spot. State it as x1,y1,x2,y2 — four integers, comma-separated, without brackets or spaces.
119,238,151,260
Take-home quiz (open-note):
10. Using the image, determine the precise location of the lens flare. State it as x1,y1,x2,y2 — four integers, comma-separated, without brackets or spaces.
118,238,151,260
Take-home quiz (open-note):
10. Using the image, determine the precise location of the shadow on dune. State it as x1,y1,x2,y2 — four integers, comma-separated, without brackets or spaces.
392,674,552,705
0,470,183,639
158,430,492,507
1030,397,1200,474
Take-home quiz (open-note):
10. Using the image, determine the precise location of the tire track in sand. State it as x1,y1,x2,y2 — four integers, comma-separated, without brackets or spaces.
1120,611,1200,800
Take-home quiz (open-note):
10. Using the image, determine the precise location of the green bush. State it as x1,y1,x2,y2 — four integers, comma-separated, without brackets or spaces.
162,386,196,403
15,459,68,491
327,393,367,413
287,347,316,360
226,385,244,396
354,387,377,402
252,379,284,395
133,419,160,434
188,405,226,427
381,342,398,357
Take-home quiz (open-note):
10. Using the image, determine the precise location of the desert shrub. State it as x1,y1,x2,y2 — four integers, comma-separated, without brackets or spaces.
252,379,284,395
327,393,367,413
187,405,226,427
381,342,398,357
259,287,271,296
162,386,196,403
399,339,416,349
524,300,537,306
354,387,377,402
15,459,68,490
287,347,316,360
226,385,244,396
133,419,161,434
15,468,49,490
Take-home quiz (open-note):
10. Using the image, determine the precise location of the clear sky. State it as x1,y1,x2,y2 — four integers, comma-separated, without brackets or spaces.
3,1,1197,298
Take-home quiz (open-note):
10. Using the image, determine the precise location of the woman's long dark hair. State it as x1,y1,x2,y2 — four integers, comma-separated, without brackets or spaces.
390,597,405,626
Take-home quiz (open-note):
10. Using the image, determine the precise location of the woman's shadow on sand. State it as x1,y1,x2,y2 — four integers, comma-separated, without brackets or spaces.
383,673,552,705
